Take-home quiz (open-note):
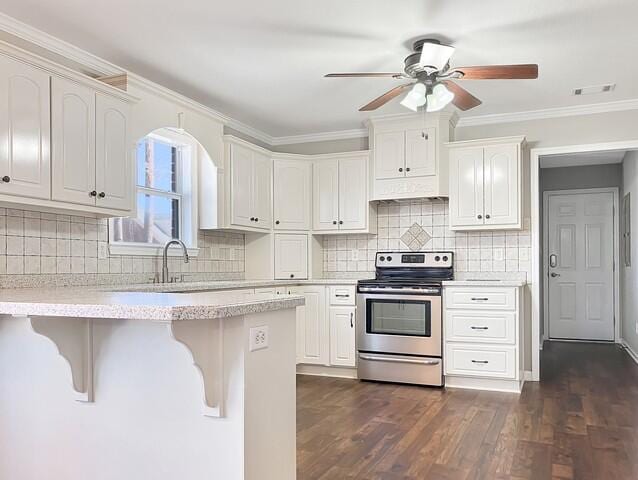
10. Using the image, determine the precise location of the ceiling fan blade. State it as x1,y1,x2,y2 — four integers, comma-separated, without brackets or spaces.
442,81,482,111
325,72,403,78
359,83,415,111
452,64,538,80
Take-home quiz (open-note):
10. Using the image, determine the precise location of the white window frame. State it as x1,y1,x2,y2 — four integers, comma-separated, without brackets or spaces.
109,128,199,257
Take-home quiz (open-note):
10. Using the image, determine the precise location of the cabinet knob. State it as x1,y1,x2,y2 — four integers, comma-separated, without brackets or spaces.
398,167,403,172
275,220,280,225
89,190,97,197
255,217,259,222
406,167,411,172
1,176,10,183
290,274,294,279
485,214,491,219
422,132,428,140
339,220,343,225
333,221,337,225
250,217,255,221
477,214,482,219
98,192,106,198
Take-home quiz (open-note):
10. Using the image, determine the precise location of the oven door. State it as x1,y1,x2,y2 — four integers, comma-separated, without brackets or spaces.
356,292,441,357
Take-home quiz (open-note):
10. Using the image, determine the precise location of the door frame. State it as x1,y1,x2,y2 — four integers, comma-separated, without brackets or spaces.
531,140,638,381
542,187,620,343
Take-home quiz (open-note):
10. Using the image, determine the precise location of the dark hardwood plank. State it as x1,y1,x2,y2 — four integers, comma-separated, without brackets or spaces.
297,342,638,480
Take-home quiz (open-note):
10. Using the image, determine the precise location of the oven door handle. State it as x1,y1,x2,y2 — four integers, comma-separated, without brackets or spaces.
358,354,440,366
357,287,440,295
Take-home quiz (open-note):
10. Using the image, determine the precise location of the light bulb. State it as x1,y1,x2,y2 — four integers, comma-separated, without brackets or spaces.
400,83,427,112
426,83,454,112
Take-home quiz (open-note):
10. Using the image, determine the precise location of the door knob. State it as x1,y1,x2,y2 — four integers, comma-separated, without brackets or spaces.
550,272,560,278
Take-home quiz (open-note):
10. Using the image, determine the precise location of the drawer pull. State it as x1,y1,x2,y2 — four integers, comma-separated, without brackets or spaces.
335,294,350,298
471,297,489,301
471,360,489,364
470,326,489,330
359,354,440,366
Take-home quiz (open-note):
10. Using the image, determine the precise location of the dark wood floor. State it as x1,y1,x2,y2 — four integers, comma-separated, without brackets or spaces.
297,342,638,479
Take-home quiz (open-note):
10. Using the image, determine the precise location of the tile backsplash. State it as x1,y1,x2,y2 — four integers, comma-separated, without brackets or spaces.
322,199,531,279
0,208,245,288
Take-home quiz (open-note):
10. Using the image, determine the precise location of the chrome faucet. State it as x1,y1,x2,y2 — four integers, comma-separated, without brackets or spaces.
162,239,189,283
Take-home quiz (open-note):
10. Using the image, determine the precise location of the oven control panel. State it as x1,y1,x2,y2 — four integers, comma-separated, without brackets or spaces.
376,251,453,268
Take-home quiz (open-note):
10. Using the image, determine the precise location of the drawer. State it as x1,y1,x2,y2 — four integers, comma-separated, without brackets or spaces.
445,287,517,311
445,343,517,379
445,310,516,344
329,285,356,305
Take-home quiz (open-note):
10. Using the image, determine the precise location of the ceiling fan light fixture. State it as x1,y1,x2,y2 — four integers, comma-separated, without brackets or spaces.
419,42,455,72
426,83,455,112
400,83,427,111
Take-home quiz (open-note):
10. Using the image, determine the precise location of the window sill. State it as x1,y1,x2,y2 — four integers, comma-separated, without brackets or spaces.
109,243,200,258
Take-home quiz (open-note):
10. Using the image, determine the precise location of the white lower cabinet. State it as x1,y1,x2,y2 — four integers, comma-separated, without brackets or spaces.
291,286,327,365
444,285,523,392
329,306,356,367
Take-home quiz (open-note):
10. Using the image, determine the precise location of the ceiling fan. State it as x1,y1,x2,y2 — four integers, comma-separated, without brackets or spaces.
325,38,538,113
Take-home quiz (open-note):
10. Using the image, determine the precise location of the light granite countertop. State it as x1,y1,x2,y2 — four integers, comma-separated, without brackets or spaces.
112,278,363,293
0,288,305,321
442,280,527,287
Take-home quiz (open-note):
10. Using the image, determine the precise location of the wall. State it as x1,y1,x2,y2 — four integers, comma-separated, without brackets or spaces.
0,207,244,288
323,198,531,279
622,152,638,354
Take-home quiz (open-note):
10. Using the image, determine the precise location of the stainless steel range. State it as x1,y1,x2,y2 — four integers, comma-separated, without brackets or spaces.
356,251,453,387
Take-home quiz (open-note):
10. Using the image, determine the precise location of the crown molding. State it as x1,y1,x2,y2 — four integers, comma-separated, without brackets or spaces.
0,12,122,76
270,128,367,146
224,118,275,145
456,99,638,127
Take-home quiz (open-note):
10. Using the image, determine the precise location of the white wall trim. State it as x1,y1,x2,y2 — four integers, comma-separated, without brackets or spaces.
531,140,638,383
456,99,638,127
542,187,621,343
270,128,368,146
621,339,638,365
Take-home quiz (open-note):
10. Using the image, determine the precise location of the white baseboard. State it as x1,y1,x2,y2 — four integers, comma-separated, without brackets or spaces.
296,364,358,379
620,339,638,365
523,370,534,381
444,375,523,394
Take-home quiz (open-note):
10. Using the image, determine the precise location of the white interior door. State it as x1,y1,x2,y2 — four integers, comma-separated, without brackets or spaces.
547,191,615,341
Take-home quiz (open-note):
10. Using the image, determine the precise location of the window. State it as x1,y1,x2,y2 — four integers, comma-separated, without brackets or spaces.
109,128,199,255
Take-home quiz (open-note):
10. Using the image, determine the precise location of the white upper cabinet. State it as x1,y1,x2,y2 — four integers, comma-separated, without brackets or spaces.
448,137,525,231
0,55,51,200
273,158,311,230
95,93,131,210
274,234,308,280
313,158,339,231
228,141,272,231
313,153,375,234
368,113,455,200
405,128,436,177
374,131,404,179
51,77,96,206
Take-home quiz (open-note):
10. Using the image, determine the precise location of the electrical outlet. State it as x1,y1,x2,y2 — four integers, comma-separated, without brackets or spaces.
249,325,269,352
350,249,359,261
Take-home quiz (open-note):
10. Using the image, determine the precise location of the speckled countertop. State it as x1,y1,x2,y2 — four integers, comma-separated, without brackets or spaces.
0,288,304,321
112,278,362,293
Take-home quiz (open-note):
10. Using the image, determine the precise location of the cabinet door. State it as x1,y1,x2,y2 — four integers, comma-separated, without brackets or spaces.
405,128,436,177
374,131,405,179
274,234,308,280
449,147,484,228
273,159,311,230
230,143,254,227
312,159,339,231
329,306,356,367
292,286,327,365
338,156,367,230
95,93,132,211
0,56,51,200
51,77,96,206
252,151,272,229
483,144,520,227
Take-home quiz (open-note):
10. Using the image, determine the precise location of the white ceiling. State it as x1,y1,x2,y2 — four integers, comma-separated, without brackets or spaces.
540,150,627,169
1,0,638,138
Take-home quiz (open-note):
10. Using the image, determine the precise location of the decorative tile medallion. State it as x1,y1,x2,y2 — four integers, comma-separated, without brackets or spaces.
400,223,431,251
